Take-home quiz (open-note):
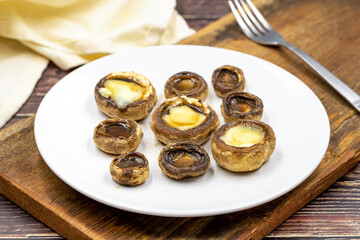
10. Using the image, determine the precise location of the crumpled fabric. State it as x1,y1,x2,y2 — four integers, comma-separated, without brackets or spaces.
0,0,194,127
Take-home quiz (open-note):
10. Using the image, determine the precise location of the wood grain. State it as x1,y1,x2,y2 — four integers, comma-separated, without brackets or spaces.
0,114,358,239
0,0,360,239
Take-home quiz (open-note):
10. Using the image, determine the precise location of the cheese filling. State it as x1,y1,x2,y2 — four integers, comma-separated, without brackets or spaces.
99,79,144,109
220,125,264,147
162,105,206,131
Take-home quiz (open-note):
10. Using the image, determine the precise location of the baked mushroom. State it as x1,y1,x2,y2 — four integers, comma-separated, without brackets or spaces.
94,71,157,121
164,71,209,101
211,120,276,172
151,96,219,145
158,142,210,180
211,65,246,97
93,118,143,154
110,152,149,186
221,92,263,122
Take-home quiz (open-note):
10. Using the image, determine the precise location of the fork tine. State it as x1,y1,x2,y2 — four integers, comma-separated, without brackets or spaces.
239,0,266,34
228,0,256,38
245,0,272,31
233,0,261,36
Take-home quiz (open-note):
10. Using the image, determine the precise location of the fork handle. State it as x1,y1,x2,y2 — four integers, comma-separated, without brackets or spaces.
282,41,360,113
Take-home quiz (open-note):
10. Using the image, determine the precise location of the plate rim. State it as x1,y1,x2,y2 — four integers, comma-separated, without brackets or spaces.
34,44,330,217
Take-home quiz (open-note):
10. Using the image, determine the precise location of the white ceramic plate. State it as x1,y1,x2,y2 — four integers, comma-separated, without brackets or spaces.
34,45,330,217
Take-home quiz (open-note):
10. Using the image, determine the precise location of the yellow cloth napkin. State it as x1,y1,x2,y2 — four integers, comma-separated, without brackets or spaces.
0,0,195,127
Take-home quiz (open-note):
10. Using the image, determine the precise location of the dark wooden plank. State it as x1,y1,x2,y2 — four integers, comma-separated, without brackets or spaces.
0,196,61,239
176,0,229,18
184,19,217,31
269,164,360,238
177,0,229,30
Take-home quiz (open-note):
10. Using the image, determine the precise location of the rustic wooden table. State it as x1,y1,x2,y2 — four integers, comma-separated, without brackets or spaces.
1,0,359,239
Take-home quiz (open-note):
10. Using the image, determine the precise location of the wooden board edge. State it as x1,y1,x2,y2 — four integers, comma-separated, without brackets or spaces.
0,115,36,142
0,172,91,240
253,148,360,239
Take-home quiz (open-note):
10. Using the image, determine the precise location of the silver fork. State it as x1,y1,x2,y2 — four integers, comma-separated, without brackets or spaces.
229,0,360,113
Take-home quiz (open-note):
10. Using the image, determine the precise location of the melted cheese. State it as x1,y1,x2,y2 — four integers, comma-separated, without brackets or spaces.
99,80,144,109
162,105,206,130
220,125,264,147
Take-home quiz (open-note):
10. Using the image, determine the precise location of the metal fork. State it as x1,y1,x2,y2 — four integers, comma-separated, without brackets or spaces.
229,0,360,113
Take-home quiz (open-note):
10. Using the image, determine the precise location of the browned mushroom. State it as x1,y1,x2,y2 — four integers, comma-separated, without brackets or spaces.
150,96,219,145
94,71,157,121
164,71,209,101
211,120,276,172
221,92,263,122
211,65,246,97
110,152,149,186
93,118,143,154
158,142,210,180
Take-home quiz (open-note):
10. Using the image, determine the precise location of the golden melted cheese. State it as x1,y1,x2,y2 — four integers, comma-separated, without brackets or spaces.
220,125,264,147
162,105,206,131
99,80,144,109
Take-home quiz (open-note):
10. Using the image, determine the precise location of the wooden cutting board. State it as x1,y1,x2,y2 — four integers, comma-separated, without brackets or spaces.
0,0,359,239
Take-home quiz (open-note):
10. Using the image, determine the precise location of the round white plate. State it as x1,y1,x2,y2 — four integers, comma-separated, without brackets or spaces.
34,45,330,217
